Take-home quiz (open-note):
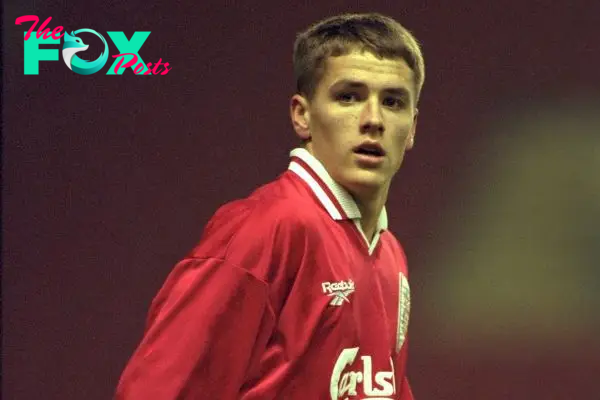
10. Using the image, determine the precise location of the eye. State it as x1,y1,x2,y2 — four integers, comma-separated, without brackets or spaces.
336,92,360,104
382,96,406,109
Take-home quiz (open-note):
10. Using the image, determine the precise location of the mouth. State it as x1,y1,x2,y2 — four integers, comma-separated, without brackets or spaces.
352,141,386,167
353,142,386,157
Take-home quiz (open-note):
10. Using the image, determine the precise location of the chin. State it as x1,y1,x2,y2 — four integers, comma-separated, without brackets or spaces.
340,169,388,197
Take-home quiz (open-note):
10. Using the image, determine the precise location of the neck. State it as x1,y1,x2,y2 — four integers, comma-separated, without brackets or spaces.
353,186,388,242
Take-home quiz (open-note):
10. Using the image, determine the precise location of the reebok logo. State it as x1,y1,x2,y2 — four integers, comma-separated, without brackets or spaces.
322,279,355,306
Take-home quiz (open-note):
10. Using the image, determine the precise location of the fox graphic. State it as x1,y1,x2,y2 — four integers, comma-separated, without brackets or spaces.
61,29,108,75
62,31,88,68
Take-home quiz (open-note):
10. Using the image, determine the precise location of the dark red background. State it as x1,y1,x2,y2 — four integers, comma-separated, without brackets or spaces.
4,1,599,399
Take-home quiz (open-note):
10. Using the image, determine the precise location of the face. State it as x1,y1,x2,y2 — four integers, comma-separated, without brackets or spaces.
291,49,418,201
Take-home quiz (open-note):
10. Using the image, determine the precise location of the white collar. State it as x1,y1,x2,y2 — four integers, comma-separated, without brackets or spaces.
287,148,388,233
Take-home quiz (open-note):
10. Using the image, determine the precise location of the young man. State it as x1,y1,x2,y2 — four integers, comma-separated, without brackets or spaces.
116,12,424,400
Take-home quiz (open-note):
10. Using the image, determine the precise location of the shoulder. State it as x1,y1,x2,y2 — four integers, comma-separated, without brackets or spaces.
189,177,324,266
225,194,323,259
379,229,409,274
192,194,322,301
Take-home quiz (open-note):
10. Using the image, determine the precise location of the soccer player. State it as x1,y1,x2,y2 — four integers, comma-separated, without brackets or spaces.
116,12,424,400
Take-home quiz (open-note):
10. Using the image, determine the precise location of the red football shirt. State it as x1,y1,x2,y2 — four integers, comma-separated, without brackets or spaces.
116,148,414,399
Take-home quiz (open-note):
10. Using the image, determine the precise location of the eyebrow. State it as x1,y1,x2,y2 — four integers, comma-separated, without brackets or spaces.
329,79,411,98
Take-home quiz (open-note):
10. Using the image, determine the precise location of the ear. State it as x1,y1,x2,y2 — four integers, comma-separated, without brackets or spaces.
290,94,311,141
406,108,418,150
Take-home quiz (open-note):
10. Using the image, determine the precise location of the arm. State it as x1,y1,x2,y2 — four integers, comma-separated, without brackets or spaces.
115,257,275,399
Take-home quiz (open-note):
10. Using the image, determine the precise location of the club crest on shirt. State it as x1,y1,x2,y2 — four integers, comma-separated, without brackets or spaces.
396,273,411,352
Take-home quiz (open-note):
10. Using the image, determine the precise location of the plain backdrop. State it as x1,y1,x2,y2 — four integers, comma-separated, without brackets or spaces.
4,1,600,399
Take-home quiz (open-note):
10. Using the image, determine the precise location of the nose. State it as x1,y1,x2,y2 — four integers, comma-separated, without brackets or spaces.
360,98,384,135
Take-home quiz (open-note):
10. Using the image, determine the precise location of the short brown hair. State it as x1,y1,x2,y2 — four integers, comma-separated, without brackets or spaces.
293,13,425,102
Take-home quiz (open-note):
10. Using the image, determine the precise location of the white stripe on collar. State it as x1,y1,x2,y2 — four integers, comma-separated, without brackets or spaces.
288,147,388,232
